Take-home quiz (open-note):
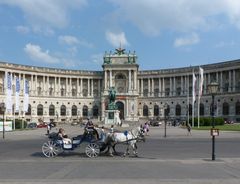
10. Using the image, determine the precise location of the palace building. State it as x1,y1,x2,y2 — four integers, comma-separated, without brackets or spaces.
0,48,240,123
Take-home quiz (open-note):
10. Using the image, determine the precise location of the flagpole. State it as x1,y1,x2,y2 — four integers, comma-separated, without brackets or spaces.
187,72,189,126
192,68,195,128
198,71,200,128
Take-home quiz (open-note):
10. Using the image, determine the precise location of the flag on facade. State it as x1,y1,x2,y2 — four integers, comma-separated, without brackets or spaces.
23,79,29,112
5,72,13,112
15,76,20,112
192,72,197,104
199,67,204,97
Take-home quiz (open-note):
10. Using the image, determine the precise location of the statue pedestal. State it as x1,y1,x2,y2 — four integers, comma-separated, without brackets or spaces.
104,110,121,125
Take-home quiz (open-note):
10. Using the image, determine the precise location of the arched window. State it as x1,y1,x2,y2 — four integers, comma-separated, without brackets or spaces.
175,104,181,116
200,103,204,116
236,101,240,115
82,105,88,117
49,105,55,116
223,102,229,115
143,105,148,117
25,104,31,115
93,105,99,117
37,104,43,116
60,105,66,116
72,105,77,116
154,105,159,116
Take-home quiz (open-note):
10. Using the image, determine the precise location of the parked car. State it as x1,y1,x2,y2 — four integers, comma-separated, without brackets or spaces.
27,122,37,129
37,123,48,128
149,120,162,126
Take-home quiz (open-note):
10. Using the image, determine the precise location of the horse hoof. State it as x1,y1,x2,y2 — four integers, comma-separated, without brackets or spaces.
109,154,113,157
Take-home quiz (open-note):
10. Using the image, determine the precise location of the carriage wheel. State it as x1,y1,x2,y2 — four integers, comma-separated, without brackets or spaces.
85,143,100,158
42,141,62,158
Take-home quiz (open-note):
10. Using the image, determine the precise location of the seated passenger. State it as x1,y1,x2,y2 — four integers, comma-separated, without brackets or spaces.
99,126,106,141
58,128,71,144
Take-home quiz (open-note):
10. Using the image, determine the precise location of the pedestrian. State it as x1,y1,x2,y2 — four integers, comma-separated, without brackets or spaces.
46,123,50,135
143,122,149,136
110,125,114,133
186,123,191,136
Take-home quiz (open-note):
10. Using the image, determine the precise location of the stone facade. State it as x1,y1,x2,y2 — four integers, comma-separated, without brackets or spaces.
0,48,240,123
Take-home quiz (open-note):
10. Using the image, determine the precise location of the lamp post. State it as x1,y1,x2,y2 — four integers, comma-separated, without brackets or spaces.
0,103,6,139
163,103,168,138
207,81,219,161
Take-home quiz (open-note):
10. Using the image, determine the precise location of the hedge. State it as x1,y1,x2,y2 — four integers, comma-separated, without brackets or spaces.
188,117,224,126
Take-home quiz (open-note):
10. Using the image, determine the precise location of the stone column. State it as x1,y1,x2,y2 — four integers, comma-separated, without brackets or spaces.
43,75,45,96
69,77,72,97
104,71,107,90
220,72,223,93
148,78,150,97
162,77,165,97
35,75,38,96
54,77,57,96
159,78,161,97
138,79,140,94
141,78,143,96
80,78,83,97
87,78,90,96
228,70,232,92
77,78,79,97
110,70,112,87
47,76,49,96
91,79,94,97
181,76,183,96
173,77,176,96
151,78,154,96
134,70,137,91
170,77,172,96
233,70,236,92
129,70,131,92
98,79,101,96
203,74,207,94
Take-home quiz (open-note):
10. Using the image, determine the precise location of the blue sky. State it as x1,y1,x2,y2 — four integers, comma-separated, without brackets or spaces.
1,0,240,71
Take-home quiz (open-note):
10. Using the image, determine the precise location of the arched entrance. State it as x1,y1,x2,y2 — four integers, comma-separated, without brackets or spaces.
116,101,124,120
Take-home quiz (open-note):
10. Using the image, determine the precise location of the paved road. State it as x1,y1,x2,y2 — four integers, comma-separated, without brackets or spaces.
0,125,240,184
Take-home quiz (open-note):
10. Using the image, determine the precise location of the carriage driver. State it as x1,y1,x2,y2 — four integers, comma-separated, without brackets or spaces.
58,128,72,144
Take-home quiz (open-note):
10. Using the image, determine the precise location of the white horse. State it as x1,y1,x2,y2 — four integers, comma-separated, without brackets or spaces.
106,126,145,157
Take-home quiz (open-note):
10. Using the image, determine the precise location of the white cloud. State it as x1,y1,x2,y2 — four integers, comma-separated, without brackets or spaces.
105,31,129,48
214,41,236,48
16,25,30,34
0,0,87,28
59,35,79,45
174,33,200,47
109,0,240,35
24,43,59,64
91,54,103,65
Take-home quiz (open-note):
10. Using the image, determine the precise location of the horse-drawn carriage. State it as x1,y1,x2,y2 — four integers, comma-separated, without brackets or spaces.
42,126,145,158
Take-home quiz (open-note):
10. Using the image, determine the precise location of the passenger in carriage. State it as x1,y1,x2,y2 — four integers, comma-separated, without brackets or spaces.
58,128,71,144
99,126,106,141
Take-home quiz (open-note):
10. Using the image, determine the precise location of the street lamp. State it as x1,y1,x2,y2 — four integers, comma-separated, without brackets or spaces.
0,103,6,139
163,103,168,138
207,81,219,161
